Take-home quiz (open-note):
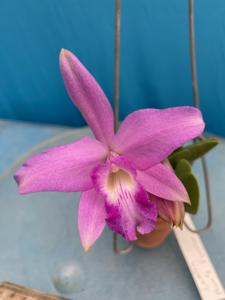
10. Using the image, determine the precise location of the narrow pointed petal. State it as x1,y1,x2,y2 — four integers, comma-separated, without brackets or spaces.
137,163,190,203
111,107,205,169
14,137,108,194
78,189,106,251
152,195,185,228
60,49,114,144
92,156,157,241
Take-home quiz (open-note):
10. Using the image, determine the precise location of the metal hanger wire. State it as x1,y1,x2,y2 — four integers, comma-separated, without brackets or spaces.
113,0,133,255
112,0,213,253
184,0,212,233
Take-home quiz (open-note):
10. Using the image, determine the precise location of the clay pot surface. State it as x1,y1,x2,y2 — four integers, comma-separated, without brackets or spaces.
135,217,171,248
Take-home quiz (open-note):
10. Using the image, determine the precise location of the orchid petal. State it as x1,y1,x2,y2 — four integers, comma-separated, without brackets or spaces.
111,107,205,169
78,189,106,251
14,137,108,194
152,195,185,228
92,156,157,241
60,49,114,144
137,163,190,203
105,189,157,240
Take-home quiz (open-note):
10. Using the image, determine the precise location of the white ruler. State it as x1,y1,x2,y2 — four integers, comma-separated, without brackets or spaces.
174,215,225,300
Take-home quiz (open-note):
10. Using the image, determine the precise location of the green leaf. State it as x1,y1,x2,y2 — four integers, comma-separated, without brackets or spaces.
169,137,219,167
183,174,200,214
174,159,192,179
175,159,200,215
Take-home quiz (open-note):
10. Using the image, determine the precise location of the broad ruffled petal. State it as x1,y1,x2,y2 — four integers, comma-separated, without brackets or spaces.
137,163,190,203
60,49,114,145
111,107,205,169
152,195,185,228
14,137,108,194
78,189,106,251
105,189,157,240
92,156,157,241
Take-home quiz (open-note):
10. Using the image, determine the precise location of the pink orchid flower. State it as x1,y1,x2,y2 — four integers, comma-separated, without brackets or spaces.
14,49,205,251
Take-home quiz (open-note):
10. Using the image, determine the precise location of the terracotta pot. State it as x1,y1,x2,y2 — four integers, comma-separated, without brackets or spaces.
135,217,171,248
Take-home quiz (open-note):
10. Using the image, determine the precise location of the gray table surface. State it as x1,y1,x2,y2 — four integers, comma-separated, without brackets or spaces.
0,119,225,300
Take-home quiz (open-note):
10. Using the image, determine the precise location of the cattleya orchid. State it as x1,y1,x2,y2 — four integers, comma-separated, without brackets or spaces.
14,49,205,251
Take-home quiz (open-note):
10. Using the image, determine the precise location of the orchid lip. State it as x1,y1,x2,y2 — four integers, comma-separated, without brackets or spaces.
92,156,157,241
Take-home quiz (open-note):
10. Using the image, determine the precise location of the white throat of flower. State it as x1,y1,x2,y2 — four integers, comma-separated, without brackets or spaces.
105,164,137,203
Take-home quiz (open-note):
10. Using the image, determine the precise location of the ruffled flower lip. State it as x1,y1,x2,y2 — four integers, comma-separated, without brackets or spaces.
92,155,157,241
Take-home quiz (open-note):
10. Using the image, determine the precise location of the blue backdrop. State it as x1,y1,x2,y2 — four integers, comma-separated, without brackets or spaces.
0,0,224,136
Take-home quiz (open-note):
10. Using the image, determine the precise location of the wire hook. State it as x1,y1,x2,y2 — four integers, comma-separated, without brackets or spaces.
184,0,213,233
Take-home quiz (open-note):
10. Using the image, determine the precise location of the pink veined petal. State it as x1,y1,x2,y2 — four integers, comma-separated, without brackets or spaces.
60,49,114,145
78,189,106,251
105,189,157,240
152,195,185,228
111,107,205,170
137,163,190,203
92,156,157,241
14,136,108,194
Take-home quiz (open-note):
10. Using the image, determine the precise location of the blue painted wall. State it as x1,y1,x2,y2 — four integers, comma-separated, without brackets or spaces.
0,0,225,136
